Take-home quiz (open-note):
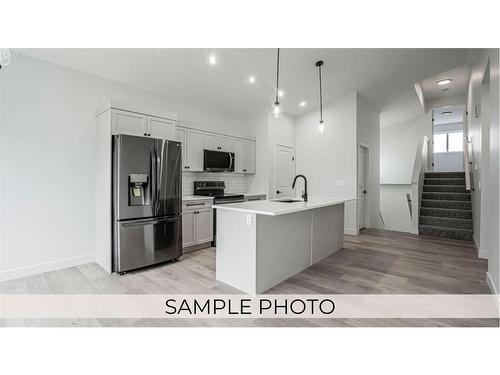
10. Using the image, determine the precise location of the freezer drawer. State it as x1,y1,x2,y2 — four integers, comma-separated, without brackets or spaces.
115,215,182,273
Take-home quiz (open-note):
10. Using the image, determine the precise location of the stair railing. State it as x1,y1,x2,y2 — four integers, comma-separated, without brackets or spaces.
410,136,430,234
463,112,473,192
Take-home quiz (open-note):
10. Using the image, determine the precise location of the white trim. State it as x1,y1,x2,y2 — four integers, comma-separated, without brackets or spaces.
472,234,489,259
344,227,359,236
478,249,489,259
357,143,370,230
97,100,178,121
486,272,498,295
0,254,94,282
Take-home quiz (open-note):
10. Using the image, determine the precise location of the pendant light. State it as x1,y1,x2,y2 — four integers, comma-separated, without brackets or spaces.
315,60,325,133
272,48,282,118
0,48,11,69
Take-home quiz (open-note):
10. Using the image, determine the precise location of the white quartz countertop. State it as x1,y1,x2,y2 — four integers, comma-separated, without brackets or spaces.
182,196,214,201
212,196,355,216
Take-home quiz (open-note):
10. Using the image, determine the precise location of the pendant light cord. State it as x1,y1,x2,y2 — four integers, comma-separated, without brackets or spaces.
319,63,323,122
275,48,280,103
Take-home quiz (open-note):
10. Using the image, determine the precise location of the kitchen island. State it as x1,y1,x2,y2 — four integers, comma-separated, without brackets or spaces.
212,196,355,294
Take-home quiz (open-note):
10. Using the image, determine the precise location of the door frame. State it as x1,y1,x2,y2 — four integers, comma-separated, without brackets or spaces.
273,144,296,199
358,143,370,230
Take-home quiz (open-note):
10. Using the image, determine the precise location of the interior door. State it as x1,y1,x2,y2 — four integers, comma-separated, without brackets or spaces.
357,146,367,230
274,145,295,198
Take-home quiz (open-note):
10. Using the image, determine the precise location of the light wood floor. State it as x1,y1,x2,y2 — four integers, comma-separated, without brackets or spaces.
0,229,496,327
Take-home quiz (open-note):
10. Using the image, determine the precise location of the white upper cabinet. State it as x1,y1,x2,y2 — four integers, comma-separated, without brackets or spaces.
147,116,176,140
112,109,176,140
113,110,147,137
243,140,256,174
186,129,204,172
219,136,234,152
176,127,187,169
204,132,220,151
177,126,204,172
204,132,234,152
233,138,245,173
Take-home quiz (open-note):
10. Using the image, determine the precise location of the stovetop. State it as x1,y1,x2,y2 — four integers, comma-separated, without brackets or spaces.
193,181,244,200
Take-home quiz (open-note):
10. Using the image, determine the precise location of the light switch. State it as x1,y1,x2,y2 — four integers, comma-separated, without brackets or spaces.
246,214,252,226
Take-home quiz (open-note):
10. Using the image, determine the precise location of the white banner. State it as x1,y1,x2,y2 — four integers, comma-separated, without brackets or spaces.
0,294,498,319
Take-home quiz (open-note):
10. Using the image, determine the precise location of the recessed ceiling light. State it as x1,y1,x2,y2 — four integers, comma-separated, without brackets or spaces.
278,90,284,97
299,101,307,107
208,54,217,65
248,76,256,84
442,111,452,116
437,79,452,85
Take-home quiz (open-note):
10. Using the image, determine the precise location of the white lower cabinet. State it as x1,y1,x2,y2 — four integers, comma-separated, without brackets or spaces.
182,199,213,250
181,211,196,248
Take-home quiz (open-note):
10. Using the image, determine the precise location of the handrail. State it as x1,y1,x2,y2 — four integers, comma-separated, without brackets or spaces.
463,112,473,192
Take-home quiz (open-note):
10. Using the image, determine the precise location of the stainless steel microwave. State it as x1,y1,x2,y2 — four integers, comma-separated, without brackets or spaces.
203,150,235,172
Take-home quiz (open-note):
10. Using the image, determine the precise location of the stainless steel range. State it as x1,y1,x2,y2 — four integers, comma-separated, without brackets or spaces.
193,181,244,246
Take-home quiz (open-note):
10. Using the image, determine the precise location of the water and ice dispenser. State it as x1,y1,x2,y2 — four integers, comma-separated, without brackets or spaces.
128,173,150,206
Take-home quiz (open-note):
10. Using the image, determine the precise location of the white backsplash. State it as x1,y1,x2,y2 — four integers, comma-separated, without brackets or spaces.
182,172,247,196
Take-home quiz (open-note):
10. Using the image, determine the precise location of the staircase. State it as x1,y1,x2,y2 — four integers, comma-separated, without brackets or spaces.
419,171,473,241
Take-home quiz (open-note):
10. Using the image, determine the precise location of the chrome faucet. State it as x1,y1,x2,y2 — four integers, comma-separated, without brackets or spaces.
292,174,308,202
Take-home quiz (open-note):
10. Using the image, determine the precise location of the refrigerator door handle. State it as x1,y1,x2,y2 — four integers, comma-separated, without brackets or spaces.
121,216,180,228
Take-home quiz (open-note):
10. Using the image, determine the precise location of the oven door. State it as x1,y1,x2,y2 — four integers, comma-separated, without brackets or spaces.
204,150,234,172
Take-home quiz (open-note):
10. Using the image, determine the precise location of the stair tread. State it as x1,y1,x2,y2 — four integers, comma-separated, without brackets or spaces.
421,199,471,203
418,224,473,233
420,207,472,213
419,215,472,223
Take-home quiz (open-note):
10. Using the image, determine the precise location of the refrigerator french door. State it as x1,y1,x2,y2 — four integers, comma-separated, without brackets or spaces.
113,135,182,274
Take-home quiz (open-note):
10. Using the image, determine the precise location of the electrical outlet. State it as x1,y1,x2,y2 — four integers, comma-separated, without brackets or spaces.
246,214,252,226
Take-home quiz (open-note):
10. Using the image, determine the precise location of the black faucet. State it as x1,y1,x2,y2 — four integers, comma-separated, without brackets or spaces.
292,174,308,202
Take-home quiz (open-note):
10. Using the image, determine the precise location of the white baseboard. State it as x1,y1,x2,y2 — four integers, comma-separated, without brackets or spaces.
486,271,498,295
344,227,359,235
0,254,94,282
472,234,489,259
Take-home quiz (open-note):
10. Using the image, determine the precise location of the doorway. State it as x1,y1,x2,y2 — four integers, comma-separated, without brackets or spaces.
432,104,465,172
274,144,295,198
357,145,369,230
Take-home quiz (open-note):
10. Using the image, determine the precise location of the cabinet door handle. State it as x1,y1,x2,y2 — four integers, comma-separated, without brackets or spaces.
243,169,247,172
148,133,151,136
144,133,147,136
186,203,205,207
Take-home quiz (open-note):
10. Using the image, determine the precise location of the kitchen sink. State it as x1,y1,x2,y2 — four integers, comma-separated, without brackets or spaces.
271,199,303,203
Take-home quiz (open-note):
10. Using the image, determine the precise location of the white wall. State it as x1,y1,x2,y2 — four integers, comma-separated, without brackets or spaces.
295,93,358,233
380,112,432,184
466,49,499,294
356,93,382,229
433,152,464,172
380,185,413,233
0,52,262,281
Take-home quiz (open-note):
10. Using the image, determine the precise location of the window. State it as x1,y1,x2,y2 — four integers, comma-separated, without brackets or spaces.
433,131,463,153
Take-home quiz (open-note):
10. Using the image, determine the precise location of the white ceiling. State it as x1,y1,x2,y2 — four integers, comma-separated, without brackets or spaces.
419,64,471,100
433,104,465,125
15,48,470,119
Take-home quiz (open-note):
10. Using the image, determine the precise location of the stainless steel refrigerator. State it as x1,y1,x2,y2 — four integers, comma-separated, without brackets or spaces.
113,134,182,274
